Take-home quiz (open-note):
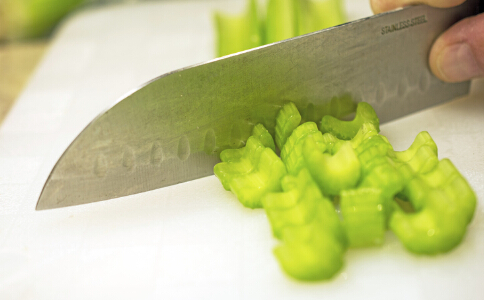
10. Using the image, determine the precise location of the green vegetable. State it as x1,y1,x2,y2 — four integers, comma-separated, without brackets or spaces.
265,0,297,43
0,0,85,41
262,168,323,239
213,0,347,56
294,0,346,36
252,123,276,152
213,0,262,57
303,137,361,195
390,158,476,254
353,127,402,223
340,188,386,247
214,134,287,208
275,102,302,151
391,131,439,174
320,102,380,140
213,101,476,280
280,122,325,175
263,169,347,280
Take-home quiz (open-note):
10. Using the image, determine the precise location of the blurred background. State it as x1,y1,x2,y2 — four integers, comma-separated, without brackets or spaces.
0,0,160,124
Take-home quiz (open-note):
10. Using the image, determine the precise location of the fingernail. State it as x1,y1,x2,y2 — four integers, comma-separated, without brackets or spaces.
437,43,483,82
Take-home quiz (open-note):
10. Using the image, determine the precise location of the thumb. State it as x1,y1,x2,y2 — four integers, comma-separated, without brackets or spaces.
429,13,484,82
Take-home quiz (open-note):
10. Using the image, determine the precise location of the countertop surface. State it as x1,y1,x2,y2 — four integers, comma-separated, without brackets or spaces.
0,40,49,124
0,1,483,299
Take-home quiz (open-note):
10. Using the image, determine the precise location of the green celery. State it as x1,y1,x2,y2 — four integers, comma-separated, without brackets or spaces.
391,131,439,174
213,0,263,57
263,169,347,280
275,102,302,151
280,122,326,174
303,137,361,195
214,136,286,208
348,122,380,150
320,102,380,140
295,0,347,36
252,123,276,152
280,199,348,248
389,158,476,254
417,159,476,224
0,0,85,40
262,168,323,239
265,0,297,44
273,225,345,281
352,130,402,223
340,188,386,247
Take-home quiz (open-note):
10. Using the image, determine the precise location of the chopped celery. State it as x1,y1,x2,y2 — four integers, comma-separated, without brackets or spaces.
295,0,347,36
275,102,302,151
274,230,345,281
214,136,286,208
263,169,347,280
303,138,361,195
340,188,386,247
262,168,323,239
280,122,326,174
390,131,439,174
214,100,476,280
252,123,276,152
390,152,476,254
320,102,380,140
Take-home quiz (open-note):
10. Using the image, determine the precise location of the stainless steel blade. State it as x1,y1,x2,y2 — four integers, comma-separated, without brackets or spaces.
36,0,482,210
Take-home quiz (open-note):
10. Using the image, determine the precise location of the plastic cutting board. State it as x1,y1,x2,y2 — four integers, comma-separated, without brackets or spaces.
0,1,483,299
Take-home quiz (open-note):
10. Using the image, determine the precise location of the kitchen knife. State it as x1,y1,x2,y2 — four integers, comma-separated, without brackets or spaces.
36,0,483,210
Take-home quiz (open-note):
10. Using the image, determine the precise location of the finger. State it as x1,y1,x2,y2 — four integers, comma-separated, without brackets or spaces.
370,0,466,14
429,13,484,82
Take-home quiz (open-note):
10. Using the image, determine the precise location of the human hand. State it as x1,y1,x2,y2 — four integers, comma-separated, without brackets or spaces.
370,0,484,82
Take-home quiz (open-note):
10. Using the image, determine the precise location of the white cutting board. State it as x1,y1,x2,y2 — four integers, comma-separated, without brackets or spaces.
1,1,483,299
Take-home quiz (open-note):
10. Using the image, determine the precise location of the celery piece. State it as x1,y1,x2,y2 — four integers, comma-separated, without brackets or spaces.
252,123,276,152
419,159,476,224
263,169,346,280
280,199,348,248
390,158,477,254
391,131,439,174
265,0,297,44
390,188,468,254
214,0,262,57
275,102,302,151
353,132,402,222
303,138,361,195
262,169,323,239
0,0,85,40
320,102,380,140
280,122,327,175
214,136,286,208
328,94,357,119
320,132,341,154
349,122,380,150
274,230,344,281
340,188,386,247
295,0,347,36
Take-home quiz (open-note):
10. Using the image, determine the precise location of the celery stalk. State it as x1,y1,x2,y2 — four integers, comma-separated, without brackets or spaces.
0,0,85,40
213,0,263,57
295,0,346,36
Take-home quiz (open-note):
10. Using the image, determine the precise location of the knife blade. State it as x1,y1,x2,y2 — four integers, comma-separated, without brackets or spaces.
36,0,482,210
